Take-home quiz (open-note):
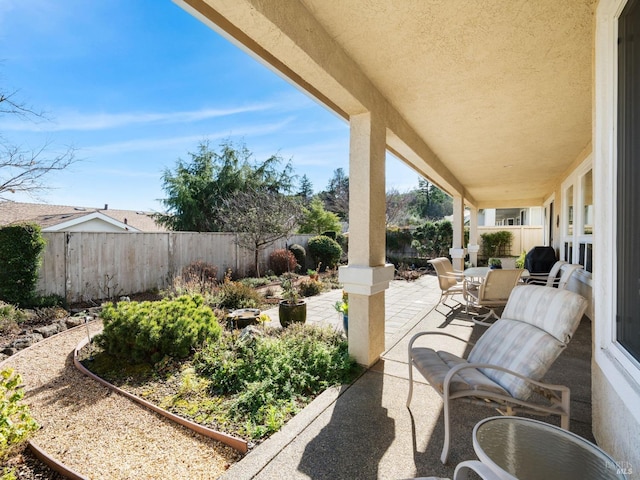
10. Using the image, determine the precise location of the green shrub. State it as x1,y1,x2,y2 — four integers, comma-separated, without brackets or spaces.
267,249,297,276
411,220,453,258
214,279,262,310
194,324,359,437
96,294,222,364
386,227,414,253
307,235,342,270
29,294,67,309
0,369,39,464
480,231,513,258
0,303,25,335
516,250,527,269
297,278,323,297
287,244,306,271
0,224,46,307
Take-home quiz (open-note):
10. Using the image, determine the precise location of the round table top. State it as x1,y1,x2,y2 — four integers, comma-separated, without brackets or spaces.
463,266,490,277
463,267,530,278
473,416,628,480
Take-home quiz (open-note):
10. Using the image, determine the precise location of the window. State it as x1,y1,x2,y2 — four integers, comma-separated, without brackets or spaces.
617,0,640,360
566,185,574,236
561,164,592,274
582,169,593,235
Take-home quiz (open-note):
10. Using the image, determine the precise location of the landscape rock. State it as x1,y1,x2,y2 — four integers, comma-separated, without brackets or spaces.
11,333,44,350
239,325,265,342
34,324,60,338
65,317,84,328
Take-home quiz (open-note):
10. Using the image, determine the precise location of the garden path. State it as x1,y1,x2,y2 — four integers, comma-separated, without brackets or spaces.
0,321,242,480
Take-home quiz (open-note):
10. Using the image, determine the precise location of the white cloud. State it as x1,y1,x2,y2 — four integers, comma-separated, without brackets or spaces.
83,118,296,156
0,103,276,132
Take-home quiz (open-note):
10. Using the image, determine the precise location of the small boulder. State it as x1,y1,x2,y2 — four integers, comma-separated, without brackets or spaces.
239,325,265,342
11,333,44,350
34,324,60,338
65,317,84,328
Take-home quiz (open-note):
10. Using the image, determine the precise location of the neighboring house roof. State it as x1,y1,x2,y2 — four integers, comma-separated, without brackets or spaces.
0,202,168,232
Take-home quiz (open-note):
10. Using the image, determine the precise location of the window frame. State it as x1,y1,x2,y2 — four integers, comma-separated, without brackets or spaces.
595,0,640,391
560,158,593,281
615,0,640,363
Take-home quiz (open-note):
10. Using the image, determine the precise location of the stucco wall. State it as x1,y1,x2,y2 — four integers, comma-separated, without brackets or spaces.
592,363,639,478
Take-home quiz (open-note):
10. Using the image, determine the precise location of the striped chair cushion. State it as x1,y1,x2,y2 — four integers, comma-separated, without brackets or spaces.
501,285,587,343
468,319,565,400
412,347,508,395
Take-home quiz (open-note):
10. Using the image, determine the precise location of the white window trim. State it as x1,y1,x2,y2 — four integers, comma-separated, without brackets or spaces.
594,0,640,418
560,156,593,283
543,193,555,247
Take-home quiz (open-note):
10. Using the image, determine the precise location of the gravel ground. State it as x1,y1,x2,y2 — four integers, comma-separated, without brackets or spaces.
0,321,242,480
5,449,65,480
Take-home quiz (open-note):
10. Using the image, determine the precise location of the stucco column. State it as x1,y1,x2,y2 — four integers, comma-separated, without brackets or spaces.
449,195,466,271
339,111,394,367
467,206,479,267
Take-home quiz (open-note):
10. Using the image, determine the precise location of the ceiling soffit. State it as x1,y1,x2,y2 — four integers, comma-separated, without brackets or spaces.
179,0,595,207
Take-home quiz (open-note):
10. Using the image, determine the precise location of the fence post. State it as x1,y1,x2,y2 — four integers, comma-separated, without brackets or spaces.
65,232,71,304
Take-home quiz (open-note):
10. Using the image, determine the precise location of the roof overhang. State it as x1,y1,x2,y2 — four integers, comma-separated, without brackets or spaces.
175,0,595,208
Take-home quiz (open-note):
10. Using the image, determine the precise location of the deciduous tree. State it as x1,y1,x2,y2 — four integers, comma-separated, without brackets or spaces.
219,189,303,277
0,87,77,200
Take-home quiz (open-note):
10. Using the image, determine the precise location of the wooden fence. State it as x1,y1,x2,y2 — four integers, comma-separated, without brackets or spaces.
37,232,313,303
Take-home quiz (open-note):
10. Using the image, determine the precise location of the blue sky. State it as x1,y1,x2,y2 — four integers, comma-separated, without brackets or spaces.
0,0,419,212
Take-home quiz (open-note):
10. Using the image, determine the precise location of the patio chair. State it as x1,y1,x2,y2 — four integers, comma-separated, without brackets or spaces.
407,285,588,464
428,257,466,311
525,261,582,290
465,268,523,326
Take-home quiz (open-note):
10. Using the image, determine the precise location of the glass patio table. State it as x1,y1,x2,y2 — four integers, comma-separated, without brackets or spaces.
463,266,490,280
472,416,628,480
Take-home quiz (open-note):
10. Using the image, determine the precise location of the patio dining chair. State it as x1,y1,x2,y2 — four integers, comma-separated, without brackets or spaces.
428,257,466,312
465,268,523,326
407,285,588,464
525,261,583,290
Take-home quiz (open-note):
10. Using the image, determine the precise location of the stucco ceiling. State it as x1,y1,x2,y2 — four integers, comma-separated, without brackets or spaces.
177,0,595,208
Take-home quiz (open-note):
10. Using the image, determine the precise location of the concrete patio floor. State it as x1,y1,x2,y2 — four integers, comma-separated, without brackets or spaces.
225,274,594,479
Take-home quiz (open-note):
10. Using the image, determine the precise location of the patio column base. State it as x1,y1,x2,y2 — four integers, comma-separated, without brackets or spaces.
449,248,467,271
339,264,395,367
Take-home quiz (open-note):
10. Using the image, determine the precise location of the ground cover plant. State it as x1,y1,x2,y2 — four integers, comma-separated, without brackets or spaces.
0,369,39,480
83,296,360,443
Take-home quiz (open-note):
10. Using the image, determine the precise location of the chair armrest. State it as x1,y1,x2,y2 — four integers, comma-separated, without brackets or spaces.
408,331,475,351
454,460,505,480
443,362,570,397
524,276,562,288
440,271,464,282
